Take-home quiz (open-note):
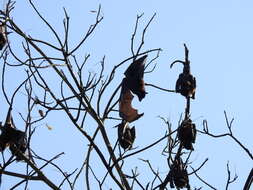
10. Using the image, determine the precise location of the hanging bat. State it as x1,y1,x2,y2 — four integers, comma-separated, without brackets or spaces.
170,50,196,99
175,72,196,99
177,118,196,150
119,78,144,122
0,107,27,161
0,123,10,151
0,23,7,50
169,158,190,190
0,107,14,151
159,157,190,190
9,131,27,161
117,121,135,150
124,55,147,101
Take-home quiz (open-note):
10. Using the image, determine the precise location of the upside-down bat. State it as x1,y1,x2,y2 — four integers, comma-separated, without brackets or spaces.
177,118,196,150
168,158,190,190
124,55,147,101
0,23,7,50
9,133,27,161
119,78,144,122
160,157,190,190
0,108,14,151
0,107,27,161
117,121,135,150
170,59,196,99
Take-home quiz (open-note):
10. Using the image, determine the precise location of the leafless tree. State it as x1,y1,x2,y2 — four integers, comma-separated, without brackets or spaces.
0,1,251,190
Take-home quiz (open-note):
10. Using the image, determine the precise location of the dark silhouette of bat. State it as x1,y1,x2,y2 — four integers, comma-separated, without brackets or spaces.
124,55,147,101
177,118,196,150
117,121,135,150
0,107,27,161
170,45,196,99
0,107,14,151
159,158,190,190
9,134,27,161
0,24,7,50
119,78,144,122
175,72,196,99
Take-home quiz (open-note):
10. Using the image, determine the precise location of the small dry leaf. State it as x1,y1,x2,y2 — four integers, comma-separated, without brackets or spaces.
46,124,53,130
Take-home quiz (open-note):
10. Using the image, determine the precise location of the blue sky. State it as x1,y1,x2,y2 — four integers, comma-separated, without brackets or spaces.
0,0,252,189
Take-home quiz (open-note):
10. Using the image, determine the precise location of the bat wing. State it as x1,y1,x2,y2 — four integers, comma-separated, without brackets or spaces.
178,120,194,150
130,126,136,141
124,55,147,79
4,107,15,129
175,74,183,93
117,123,124,140
119,79,144,122
117,122,134,150
124,55,147,101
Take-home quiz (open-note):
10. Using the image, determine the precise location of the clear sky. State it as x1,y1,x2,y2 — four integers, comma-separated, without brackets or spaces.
1,0,252,189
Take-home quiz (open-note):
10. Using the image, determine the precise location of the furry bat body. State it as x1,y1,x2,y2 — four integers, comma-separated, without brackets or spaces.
117,122,135,150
